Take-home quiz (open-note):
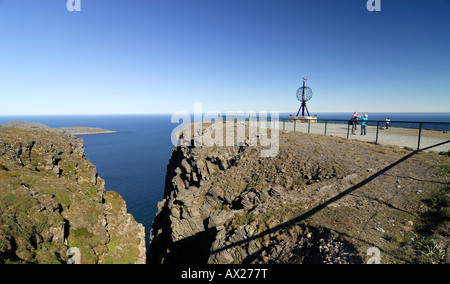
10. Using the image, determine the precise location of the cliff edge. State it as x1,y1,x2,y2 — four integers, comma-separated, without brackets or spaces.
0,126,146,264
149,122,449,264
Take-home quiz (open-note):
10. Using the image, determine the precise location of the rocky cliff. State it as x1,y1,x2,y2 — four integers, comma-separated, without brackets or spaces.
0,126,146,264
149,122,449,264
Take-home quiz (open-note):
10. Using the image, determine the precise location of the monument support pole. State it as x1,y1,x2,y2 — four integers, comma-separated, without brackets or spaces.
293,76,314,120
301,80,306,117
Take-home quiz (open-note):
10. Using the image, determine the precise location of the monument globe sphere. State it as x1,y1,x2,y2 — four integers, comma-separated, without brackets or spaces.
296,86,313,102
291,77,317,122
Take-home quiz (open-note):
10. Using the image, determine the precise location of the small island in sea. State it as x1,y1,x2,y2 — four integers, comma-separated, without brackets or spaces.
56,127,117,136
0,121,117,136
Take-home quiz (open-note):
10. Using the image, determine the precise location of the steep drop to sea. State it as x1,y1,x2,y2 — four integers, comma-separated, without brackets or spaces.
0,126,146,264
149,122,450,264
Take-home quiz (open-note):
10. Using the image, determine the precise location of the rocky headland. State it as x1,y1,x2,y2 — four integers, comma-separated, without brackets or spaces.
0,126,145,264
1,121,117,136
149,122,449,264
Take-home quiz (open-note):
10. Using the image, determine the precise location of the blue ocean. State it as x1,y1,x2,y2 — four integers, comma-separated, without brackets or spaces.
0,112,449,250
0,115,175,250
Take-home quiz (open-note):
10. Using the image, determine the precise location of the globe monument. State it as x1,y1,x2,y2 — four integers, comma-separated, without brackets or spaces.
289,77,318,123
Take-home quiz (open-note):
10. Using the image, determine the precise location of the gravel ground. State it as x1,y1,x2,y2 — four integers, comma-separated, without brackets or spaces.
274,121,449,152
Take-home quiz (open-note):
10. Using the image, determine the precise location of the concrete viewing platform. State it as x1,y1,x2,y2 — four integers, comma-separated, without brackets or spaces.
220,119,449,153
278,121,450,153
288,116,318,123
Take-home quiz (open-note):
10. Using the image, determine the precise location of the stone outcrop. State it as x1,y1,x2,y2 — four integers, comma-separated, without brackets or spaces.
149,122,449,264
0,127,145,264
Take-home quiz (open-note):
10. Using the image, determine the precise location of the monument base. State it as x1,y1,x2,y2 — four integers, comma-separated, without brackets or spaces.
288,116,318,123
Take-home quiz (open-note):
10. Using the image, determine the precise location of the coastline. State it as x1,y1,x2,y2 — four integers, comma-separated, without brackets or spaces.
0,122,118,137
58,128,118,136
72,131,118,136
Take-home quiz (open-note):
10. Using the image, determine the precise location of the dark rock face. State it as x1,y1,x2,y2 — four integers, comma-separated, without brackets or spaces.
0,127,145,264
149,123,449,264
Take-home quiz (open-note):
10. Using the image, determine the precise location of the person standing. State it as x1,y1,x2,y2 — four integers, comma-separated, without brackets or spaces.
358,114,368,135
386,117,390,130
350,112,358,135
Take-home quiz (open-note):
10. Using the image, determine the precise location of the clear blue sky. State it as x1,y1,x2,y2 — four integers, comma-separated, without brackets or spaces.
1,0,449,115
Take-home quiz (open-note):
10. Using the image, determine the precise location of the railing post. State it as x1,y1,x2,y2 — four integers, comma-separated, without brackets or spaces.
417,122,423,150
376,121,380,144
308,120,311,133
347,123,350,139
294,120,296,132
324,120,328,136
283,120,285,131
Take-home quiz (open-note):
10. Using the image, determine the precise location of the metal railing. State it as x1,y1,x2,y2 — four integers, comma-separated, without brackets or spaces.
220,115,450,152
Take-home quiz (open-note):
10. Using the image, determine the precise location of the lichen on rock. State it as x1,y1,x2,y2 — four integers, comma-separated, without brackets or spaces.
0,127,145,264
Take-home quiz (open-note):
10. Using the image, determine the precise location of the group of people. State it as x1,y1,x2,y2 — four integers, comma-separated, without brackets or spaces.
350,112,368,135
350,113,391,135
